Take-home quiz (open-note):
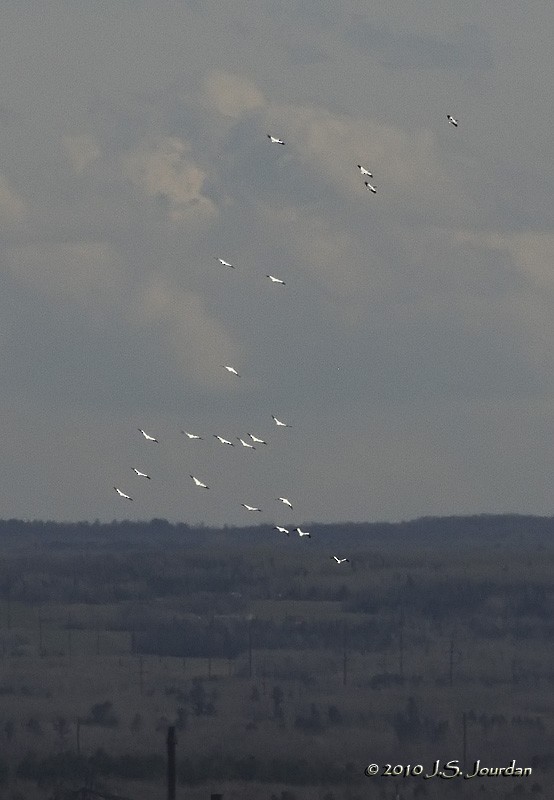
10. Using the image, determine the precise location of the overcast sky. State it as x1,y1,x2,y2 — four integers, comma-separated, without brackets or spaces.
1,0,553,526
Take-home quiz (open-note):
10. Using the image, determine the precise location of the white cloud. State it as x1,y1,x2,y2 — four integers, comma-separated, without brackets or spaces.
127,275,242,391
202,70,266,118
122,136,216,221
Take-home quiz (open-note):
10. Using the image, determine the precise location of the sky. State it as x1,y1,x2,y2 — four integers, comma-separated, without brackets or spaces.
1,0,553,526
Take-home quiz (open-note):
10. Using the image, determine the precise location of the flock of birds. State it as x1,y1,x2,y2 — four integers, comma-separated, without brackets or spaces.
113,114,459,567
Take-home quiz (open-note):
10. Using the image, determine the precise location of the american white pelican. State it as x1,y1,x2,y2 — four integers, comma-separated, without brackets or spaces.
221,365,240,377
277,497,293,510
447,115,458,127
267,275,285,285
182,431,202,440
274,526,290,535
214,435,234,446
215,257,234,268
248,433,267,445
133,468,151,479
267,135,285,145
114,487,133,501
331,556,349,564
138,428,158,443
241,503,262,512
238,437,255,449
364,181,377,194
272,415,291,427
357,164,373,177
190,475,209,489
294,527,311,538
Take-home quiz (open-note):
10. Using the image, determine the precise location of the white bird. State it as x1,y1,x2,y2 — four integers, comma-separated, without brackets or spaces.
274,526,290,535
294,527,311,538
267,134,285,145
221,365,240,377
114,487,133,501
138,428,158,443
248,433,267,445
447,114,458,127
272,415,291,427
241,503,262,512
267,275,285,285
215,257,234,268
182,431,202,440
364,181,377,194
357,164,373,177
190,475,209,489
277,497,293,510
331,556,350,564
214,435,234,446
133,468,151,479
238,437,255,449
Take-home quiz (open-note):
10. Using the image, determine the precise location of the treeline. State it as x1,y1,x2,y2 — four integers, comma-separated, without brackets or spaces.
0,513,553,550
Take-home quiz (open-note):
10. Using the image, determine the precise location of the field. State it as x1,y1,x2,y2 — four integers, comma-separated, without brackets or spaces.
0,516,552,799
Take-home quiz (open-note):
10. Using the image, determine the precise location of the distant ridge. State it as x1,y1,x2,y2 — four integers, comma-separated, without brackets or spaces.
0,514,551,552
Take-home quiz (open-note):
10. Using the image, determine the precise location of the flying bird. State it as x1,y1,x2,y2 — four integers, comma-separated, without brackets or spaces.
138,428,158,443
267,275,285,285
331,556,350,564
215,257,234,268
277,497,293,510
364,181,377,194
267,134,285,145
221,365,240,377
274,526,290,535
214,435,234,446
447,115,458,127
241,503,262,512
272,415,291,427
114,487,133,501
294,527,311,538
132,468,151,479
248,433,267,445
238,437,255,449
357,164,373,177
182,431,202,440
190,475,209,489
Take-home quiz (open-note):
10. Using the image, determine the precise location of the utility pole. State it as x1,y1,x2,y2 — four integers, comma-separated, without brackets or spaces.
248,618,253,679
462,712,467,772
167,726,176,800
398,605,404,679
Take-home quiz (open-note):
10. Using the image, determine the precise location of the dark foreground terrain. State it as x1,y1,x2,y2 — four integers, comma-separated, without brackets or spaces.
0,514,552,799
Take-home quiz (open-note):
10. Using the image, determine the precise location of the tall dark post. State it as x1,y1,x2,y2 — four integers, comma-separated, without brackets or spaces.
399,605,404,679
462,712,467,772
167,725,176,800
248,618,253,679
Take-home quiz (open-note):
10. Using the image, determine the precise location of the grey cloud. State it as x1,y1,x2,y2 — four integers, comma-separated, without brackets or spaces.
347,21,494,71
